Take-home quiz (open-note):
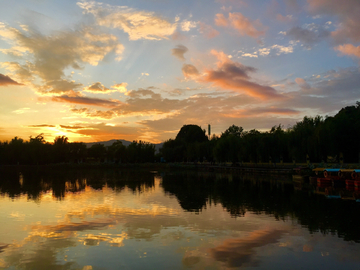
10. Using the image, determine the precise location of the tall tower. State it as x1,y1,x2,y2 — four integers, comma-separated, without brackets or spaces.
208,124,211,138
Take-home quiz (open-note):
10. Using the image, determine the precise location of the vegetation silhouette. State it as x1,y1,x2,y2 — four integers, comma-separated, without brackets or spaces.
0,102,360,164
161,102,360,163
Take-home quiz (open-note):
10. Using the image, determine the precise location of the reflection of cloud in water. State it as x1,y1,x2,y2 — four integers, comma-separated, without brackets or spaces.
209,229,285,268
32,218,116,232
81,232,128,247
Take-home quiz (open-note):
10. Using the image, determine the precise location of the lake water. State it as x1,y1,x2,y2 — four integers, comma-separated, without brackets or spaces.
0,168,360,269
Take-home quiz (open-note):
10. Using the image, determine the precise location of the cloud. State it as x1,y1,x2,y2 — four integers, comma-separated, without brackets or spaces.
222,107,300,118
0,73,22,86
70,108,118,119
51,95,121,107
215,12,266,38
295,78,311,89
276,14,293,23
171,45,188,61
180,20,197,32
0,22,123,95
28,124,56,128
83,82,110,93
182,64,200,79
68,122,142,141
209,230,285,268
32,218,116,232
37,80,83,95
60,125,85,130
200,50,282,99
307,0,360,44
198,22,219,39
78,1,177,40
284,67,360,114
111,83,128,93
69,89,190,121
125,89,161,99
335,44,360,59
269,44,294,55
286,25,330,47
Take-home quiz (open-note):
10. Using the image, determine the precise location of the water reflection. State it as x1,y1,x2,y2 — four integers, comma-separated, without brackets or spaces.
0,168,360,269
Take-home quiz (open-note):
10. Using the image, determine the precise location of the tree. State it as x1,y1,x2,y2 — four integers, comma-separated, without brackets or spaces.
175,125,208,143
53,136,69,163
221,125,243,138
107,140,126,163
88,143,106,162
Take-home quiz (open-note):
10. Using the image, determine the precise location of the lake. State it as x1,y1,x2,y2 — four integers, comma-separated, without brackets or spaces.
0,167,360,269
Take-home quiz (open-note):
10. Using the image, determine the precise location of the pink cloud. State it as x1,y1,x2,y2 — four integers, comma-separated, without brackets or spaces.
198,22,219,39
335,44,360,59
215,12,266,38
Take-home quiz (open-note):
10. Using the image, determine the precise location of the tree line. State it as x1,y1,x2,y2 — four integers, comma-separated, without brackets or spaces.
0,102,359,165
0,135,155,165
161,102,360,164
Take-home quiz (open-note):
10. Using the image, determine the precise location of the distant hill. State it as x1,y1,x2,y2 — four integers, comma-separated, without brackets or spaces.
84,139,164,153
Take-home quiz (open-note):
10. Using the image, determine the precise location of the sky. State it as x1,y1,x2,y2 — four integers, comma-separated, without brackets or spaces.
0,0,360,143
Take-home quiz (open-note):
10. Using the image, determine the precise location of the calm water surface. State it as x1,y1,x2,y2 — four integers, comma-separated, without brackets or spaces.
0,168,360,269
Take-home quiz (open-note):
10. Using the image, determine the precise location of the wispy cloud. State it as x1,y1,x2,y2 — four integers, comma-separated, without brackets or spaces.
78,1,177,40
198,22,219,39
215,12,266,38
51,95,121,107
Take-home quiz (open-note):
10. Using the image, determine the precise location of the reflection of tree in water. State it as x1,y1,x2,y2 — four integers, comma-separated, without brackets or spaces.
0,168,154,200
161,170,360,243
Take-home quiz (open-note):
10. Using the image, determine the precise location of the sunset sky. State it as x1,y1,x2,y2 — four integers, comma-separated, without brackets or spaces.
1,0,360,143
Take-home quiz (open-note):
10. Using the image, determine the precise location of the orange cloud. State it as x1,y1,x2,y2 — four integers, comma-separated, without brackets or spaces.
201,50,282,99
215,12,265,38
0,73,22,86
335,44,360,59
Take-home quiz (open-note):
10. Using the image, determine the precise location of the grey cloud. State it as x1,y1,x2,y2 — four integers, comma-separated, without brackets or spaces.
171,45,188,61
0,73,23,86
126,89,161,99
182,64,200,78
287,25,330,47
308,0,360,44
51,95,120,107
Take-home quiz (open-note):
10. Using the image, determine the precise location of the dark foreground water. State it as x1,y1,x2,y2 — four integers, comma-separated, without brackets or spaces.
0,168,360,270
